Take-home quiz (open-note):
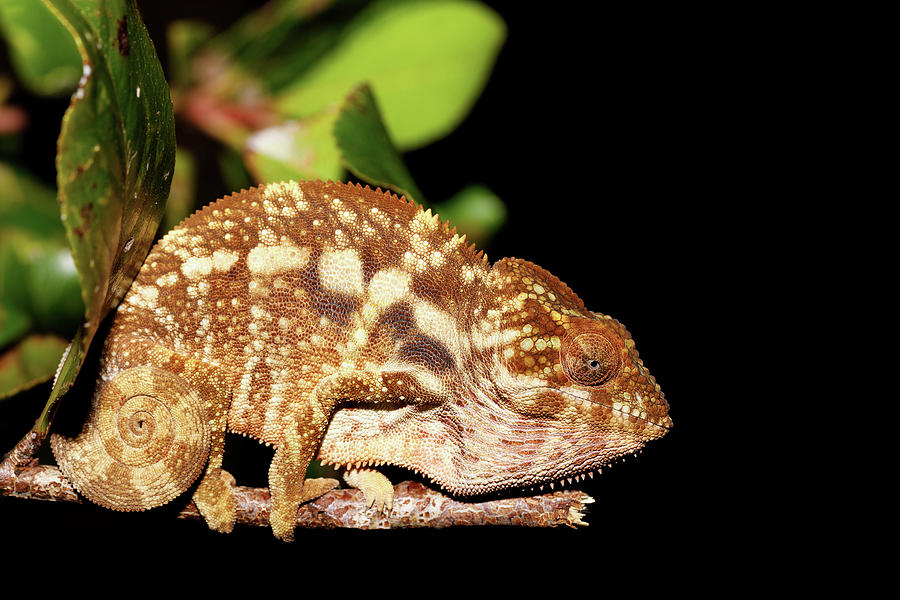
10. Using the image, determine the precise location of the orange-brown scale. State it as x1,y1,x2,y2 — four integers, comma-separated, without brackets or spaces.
110,182,480,444
318,255,671,495
52,180,671,540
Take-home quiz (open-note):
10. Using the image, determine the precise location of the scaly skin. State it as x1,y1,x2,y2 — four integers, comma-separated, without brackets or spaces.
51,180,671,540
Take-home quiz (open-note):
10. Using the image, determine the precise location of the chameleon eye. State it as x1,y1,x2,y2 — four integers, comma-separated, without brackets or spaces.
562,331,620,386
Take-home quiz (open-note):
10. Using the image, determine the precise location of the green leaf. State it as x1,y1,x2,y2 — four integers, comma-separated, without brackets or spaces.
0,334,68,400
333,84,424,203
171,1,341,151
0,0,82,95
35,0,175,433
26,245,84,332
194,0,339,93
0,162,85,339
0,237,84,340
0,243,32,345
0,161,63,238
0,304,30,349
275,0,505,150
433,184,505,246
243,109,343,184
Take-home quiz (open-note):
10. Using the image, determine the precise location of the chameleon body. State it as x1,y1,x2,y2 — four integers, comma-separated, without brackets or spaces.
51,181,671,540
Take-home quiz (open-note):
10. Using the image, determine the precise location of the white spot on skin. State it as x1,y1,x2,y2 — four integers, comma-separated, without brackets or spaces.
181,256,213,279
318,248,364,296
156,272,178,287
366,269,410,311
182,250,240,279
212,249,239,272
247,244,311,275
262,180,303,202
413,300,459,362
412,210,439,233
130,284,159,308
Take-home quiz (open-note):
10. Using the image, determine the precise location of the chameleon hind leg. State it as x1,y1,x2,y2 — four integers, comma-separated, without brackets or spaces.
176,355,237,533
51,339,236,532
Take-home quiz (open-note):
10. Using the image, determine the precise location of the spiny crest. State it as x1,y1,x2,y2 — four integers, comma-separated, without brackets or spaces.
172,180,490,264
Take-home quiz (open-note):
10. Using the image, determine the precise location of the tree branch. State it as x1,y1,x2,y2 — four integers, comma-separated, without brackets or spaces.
1,432,593,530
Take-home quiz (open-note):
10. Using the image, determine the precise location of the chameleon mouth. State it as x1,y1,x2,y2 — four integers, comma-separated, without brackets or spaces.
518,385,672,432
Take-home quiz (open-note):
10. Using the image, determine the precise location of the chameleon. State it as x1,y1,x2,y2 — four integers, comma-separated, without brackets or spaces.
50,180,671,541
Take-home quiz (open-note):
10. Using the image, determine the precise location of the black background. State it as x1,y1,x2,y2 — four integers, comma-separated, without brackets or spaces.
0,1,751,592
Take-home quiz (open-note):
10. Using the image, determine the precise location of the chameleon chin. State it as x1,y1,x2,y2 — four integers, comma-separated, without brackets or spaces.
50,180,671,541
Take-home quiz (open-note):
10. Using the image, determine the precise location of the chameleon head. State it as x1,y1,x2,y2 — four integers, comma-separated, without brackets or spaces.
498,310,671,445
319,255,671,497
471,257,672,491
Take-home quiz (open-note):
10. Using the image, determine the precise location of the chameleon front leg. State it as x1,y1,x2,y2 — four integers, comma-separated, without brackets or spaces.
343,468,394,513
269,392,337,541
268,368,448,540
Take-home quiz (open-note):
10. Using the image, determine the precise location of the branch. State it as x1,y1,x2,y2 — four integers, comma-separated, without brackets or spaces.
1,432,593,529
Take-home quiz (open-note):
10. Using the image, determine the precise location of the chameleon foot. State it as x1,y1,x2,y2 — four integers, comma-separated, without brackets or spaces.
193,467,236,533
299,477,340,502
343,468,394,514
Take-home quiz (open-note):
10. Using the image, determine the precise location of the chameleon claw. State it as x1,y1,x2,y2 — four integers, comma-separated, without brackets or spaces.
342,467,394,515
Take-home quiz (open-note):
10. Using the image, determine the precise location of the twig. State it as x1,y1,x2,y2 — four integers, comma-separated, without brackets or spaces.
1,432,593,529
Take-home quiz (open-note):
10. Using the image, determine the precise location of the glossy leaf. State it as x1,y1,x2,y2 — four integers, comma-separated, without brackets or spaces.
26,244,84,332
243,110,342,184
333,84,424,203
0,0,81,95
189,0,338,94
433,184,505,246
0,163,84,340
0,161,63,237
35,0,175,432
0,233,84,335
0,334,68,400
276,0,505,150
170,0,339,150
0,304,30,349
0,243,32,347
